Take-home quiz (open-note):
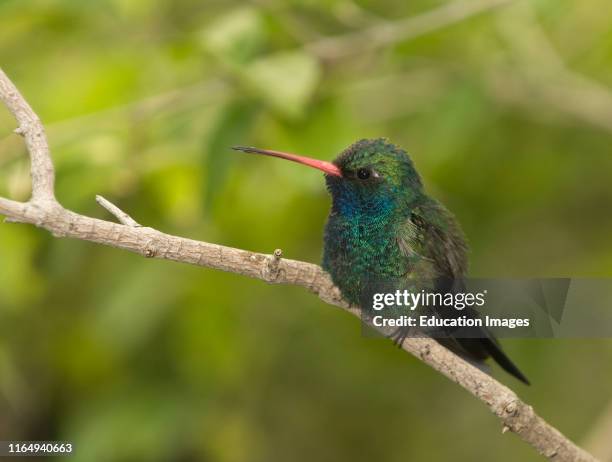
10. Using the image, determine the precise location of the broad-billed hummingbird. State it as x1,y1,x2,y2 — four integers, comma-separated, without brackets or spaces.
233,138,529,384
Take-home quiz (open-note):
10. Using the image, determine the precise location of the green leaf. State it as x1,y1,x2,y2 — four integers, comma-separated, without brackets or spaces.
244,51,322,119
200,7,265,66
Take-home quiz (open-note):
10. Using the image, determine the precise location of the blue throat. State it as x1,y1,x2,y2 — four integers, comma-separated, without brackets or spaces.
322,185,412,305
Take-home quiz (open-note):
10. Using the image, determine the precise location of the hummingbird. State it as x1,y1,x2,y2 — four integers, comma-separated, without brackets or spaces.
233,138,529,384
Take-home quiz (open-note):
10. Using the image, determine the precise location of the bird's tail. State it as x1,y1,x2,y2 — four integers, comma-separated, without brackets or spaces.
481,337,530,385
437,335,530,385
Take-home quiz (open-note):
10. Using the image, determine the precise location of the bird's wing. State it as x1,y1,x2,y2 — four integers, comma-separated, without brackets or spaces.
396,198,468,279
396,199,529,384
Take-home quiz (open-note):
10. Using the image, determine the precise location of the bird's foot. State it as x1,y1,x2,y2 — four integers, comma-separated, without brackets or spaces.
386,327,409,348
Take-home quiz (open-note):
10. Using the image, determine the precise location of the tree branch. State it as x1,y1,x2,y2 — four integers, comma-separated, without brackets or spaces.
0,69,55,203
0,67,598,462
490,2,612,135
306,0,514,61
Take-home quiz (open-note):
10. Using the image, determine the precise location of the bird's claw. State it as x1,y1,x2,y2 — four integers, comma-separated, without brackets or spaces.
386,327,408,348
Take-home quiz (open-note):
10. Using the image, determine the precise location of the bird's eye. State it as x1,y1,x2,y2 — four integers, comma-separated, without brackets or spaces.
357,168,370,180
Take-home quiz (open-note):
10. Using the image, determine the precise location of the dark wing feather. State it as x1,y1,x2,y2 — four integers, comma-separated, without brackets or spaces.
398,198,529,384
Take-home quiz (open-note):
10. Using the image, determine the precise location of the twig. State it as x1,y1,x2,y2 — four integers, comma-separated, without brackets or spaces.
95,195,140,227
0,69,56,203
306,0,514,61
492,2,612,134
0,67,599,462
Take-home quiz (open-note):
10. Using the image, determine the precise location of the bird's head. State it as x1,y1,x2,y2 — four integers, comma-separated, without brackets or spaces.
233,138,422,217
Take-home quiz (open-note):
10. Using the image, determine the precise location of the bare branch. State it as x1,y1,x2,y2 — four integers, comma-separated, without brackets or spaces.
96,195,140,227
0,67,599,462
306,0,514,61
0,68,56,203
492,2,612,134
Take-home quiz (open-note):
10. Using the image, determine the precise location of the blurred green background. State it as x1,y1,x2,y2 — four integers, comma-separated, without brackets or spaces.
1,0,612,461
